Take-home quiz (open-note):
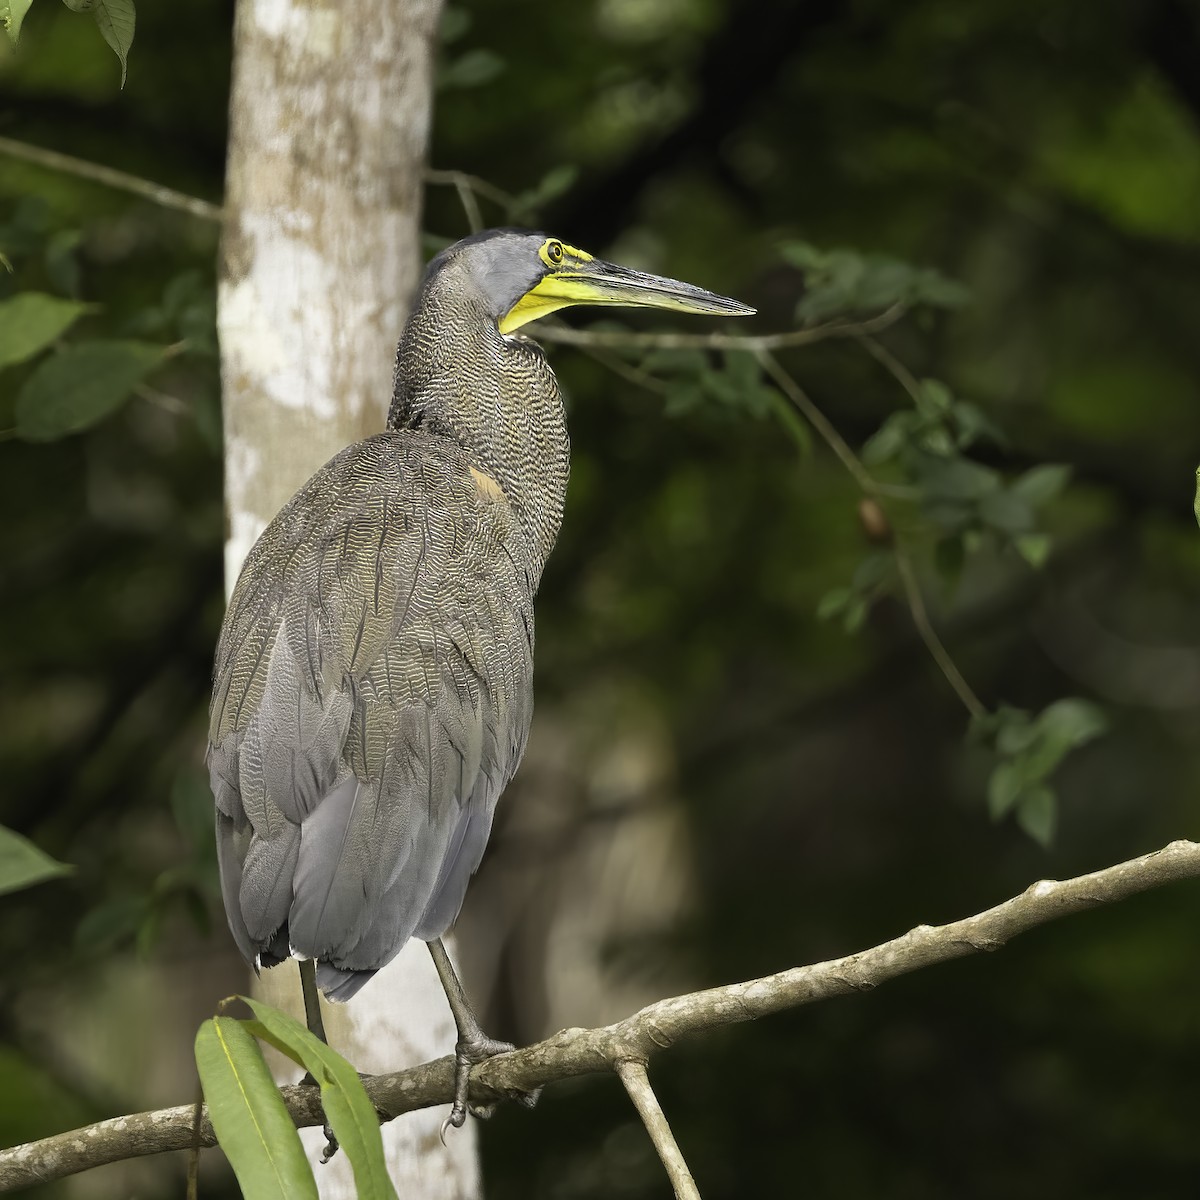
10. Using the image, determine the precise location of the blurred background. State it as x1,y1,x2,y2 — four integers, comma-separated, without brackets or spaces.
3,0,1200,1196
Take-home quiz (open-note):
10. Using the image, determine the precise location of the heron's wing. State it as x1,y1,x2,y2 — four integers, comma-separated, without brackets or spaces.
208,431,533,984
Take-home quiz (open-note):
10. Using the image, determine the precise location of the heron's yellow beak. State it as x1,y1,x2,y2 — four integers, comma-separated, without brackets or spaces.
500,250,755,334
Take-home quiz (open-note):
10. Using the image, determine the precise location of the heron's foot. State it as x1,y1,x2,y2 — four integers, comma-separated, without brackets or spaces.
319,1123,339,1164
300,1073,341,1162
441,1033,522,1141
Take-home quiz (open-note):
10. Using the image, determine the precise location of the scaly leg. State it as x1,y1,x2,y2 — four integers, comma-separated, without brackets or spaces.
427,937,525,1137
298,958,339,1162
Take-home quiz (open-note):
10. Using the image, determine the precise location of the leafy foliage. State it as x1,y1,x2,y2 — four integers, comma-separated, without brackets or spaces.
0,825,71,896
195,1016,319,1200
15,338,164,439
196,1000,398,1200
6,0,135,83
781,242,970,322
972,701,1109,846
0,292,94,367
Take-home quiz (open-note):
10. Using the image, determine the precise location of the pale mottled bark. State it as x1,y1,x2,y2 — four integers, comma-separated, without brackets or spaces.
217,1,473,1195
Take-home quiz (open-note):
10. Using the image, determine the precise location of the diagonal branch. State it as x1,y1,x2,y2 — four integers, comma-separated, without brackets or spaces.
3,839,1199,1192
615,1061,701,1200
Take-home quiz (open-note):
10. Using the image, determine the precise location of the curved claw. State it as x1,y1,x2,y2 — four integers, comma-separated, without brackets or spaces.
319,1123,339,1163
443,1033,515,1135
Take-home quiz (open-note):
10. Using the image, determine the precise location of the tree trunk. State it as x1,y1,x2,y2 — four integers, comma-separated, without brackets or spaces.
216,1,476,1195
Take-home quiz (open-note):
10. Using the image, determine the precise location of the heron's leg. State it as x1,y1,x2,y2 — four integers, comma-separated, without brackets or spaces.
298,958,339,1162
427,937,523,1135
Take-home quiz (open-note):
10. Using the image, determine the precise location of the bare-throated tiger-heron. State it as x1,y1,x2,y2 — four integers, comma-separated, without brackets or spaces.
208,228,754,1130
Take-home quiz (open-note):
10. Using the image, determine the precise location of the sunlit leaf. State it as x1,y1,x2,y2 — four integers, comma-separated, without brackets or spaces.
1,0,33,44
195,1017,319,1200
15,339,164,440
0,826,72,897
242,998,399,1200
0,293,94,369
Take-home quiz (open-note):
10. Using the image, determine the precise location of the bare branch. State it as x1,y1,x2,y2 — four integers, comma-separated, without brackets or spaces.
615,1061,701,1200
0,136,225,223
3,840,1199,1192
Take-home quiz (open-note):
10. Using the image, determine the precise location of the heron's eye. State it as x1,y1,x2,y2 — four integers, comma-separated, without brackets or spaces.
545,240,564,265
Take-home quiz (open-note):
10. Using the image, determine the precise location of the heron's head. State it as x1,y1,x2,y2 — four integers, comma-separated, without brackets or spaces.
424,228,755,334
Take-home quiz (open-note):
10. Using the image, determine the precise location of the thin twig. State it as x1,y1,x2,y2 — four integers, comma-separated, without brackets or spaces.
537,304,905,354
615,1061,701,1200
755,348,879,494
0,136,225,223
755,348,984,715
857,332,924,407
894,540,988,720
424,167,521,215
3,838,1199,1191
0,140,519,232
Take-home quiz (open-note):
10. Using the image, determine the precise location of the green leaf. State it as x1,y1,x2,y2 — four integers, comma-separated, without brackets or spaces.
439,47,504,90
914,378,953,419
0,826,72,897
1011,463,1072,507
994,707,1037,756
1,0,34,43
15,339,164,441
862,412,914,464
978,487,1035,535
196,1017,319,1200
241,999,398,1200
918,456,1001,502
816,586,851,620
1036,698,1108,750
842,596,868,633
987,761,1023,820
91,0,136,87
1016,785,1057,848
0,293,95,369
950,400,1005,449
1015,533,1052,569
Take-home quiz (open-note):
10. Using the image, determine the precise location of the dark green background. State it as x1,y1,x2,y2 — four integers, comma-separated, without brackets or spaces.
3,0,1200,1196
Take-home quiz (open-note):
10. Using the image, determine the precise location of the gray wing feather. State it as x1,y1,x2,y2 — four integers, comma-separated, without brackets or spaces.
208,432,533,994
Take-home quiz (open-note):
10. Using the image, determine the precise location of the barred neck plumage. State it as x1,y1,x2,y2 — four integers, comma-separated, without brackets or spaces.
386,265,570,586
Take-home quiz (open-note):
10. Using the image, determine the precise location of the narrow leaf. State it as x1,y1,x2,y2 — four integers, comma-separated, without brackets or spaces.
0,293,94,369
242,998,398,1200
92,0,135,86
0,826,72,897
1,0,34,43
195,1017,318,1200
15,339,163,440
